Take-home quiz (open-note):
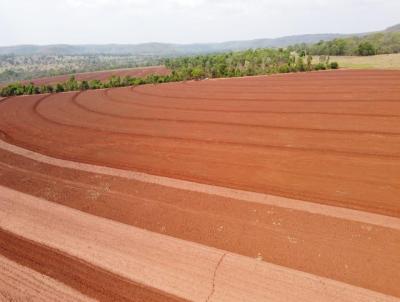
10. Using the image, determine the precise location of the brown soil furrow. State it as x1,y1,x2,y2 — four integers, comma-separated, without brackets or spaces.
131,87,400,102
0,254,96,302
64,90,400,136
0,187,220,302
4,120,395,190
33,93,400,158
0,230,187,302
108,87,400,117
1,138,399,229
0,186,398,302
1,144,399,296
0,70,399,223
1,100,398,215
108,97,400,117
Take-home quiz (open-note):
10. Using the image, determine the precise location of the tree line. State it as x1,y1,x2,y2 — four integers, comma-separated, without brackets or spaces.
164,48,338,80
1,48,339,97
288,31,400,56
0,74,174,97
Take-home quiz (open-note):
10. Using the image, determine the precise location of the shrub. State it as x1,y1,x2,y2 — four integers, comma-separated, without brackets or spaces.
89,79,102,89
278,65,290,73
330,62,339,69
55,83,64,93
79,80,89,90
314,63,327,70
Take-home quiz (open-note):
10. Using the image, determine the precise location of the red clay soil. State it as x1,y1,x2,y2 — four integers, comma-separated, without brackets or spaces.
0,69,400,301
0,145,400,298
0,229,186,302
1,70,400,216
7,65,169,87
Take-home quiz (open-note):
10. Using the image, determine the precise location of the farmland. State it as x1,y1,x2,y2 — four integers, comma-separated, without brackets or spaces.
0,53,164,84
7,65,169,87
0,69,400,301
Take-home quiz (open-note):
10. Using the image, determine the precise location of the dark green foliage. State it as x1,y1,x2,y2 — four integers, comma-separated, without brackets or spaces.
55,83,64,93
330,62,339,69
25,83,35,95
88,79,103,89
40,85,52,94
79,80,90,90
107,76,122,87
164,48,326,80
289,32,400,56
314,63,327,70
0,83,24,96
358,42,376,56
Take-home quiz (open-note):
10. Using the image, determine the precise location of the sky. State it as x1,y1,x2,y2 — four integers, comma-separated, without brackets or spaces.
0,0,399,46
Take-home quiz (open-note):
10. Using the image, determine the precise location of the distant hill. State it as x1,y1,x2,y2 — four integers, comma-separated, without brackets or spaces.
0,38,349,56
0,33,374,57
289,23,400,56
1,23,398,57
384,23,400,33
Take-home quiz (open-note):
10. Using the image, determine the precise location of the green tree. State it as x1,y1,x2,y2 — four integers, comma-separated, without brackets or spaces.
79,80,89,90
296,57,305,71
55,83,65,93
191,67,205,80
25,83,35,95
65,75,78,91
358,42,376,56
306,55,313,71
108,76,121,87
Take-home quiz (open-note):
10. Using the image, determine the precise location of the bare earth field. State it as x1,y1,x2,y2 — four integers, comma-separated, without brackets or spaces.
17,65,169,86
0,69,399,301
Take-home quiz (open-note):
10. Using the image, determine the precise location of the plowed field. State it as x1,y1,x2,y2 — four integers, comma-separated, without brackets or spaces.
0,69,399,302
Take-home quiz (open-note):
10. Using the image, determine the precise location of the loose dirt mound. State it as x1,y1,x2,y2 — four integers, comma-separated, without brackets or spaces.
0,70,399,301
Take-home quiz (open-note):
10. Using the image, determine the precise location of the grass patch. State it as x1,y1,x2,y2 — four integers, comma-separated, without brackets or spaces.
313,54,400,69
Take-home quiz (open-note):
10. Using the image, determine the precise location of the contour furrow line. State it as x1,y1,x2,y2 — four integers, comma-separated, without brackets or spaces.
93,91,400,136
1,138,399,230
0,254,96,302
0,186,398,302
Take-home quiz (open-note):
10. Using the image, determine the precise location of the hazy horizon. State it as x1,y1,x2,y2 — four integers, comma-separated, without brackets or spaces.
1,0,399,47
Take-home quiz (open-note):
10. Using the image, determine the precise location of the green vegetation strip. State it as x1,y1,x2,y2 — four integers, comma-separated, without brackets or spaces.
1,49,338,97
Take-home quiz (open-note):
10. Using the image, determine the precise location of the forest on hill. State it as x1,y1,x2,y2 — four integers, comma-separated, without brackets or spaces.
289,31,400,56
